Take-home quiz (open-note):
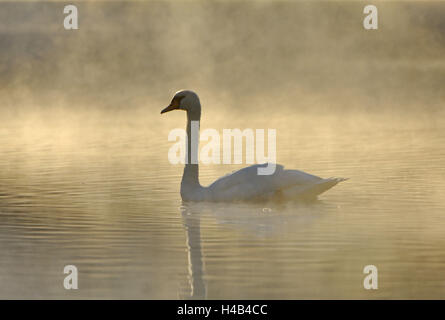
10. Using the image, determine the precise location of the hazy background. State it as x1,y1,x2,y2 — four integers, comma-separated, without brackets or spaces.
1,1,445,299
1,0,444,117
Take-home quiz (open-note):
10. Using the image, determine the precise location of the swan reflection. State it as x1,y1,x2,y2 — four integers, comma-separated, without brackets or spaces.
179,200,329,299
180,204,206,299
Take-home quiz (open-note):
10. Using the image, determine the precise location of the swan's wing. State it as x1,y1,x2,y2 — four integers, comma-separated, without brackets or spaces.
207,163,324,201
279,169,323,186
281,177,347,200
208,163,281,190
207,164,282,201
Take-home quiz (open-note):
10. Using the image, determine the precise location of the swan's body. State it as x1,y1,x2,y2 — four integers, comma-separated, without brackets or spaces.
161,90,346,202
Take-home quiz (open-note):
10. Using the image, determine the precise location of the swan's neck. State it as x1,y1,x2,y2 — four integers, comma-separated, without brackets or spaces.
181,109,204,200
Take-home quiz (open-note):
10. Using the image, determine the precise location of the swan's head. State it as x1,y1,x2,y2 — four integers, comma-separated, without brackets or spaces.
161,90,201,118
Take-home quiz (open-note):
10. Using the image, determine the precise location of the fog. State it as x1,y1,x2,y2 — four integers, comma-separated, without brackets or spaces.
0,1,444,121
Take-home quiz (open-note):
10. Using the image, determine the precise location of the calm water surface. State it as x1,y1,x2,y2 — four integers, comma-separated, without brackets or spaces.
1,110,444,299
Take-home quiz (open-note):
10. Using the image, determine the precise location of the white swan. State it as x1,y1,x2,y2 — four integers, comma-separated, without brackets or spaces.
161,90,346,202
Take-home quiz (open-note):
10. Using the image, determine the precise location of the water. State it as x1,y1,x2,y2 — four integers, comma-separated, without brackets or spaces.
0,109,444,299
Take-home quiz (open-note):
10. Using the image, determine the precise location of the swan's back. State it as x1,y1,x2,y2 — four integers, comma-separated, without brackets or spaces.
206,163,344,202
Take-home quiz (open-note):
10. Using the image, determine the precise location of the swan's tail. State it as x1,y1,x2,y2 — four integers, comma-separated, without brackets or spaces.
282,177,348,200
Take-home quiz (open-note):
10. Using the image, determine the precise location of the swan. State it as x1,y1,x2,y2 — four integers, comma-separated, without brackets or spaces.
161,90,346,202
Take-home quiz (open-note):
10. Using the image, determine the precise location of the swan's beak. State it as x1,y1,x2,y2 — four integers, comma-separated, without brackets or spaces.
161,103,179,114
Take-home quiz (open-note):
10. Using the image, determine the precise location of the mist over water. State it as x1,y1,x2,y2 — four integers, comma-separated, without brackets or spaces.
1,1,445,298
1,0,445,114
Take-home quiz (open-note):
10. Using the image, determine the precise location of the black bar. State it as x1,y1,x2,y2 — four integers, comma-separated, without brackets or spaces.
1,300,443,318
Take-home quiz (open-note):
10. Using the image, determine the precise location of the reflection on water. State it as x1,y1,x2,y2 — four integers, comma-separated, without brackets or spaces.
179,200,327,299
180,205,206,299
1,111,445,299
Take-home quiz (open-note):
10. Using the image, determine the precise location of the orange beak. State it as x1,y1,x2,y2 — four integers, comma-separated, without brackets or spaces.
161,104,177,114
161,99,180,114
